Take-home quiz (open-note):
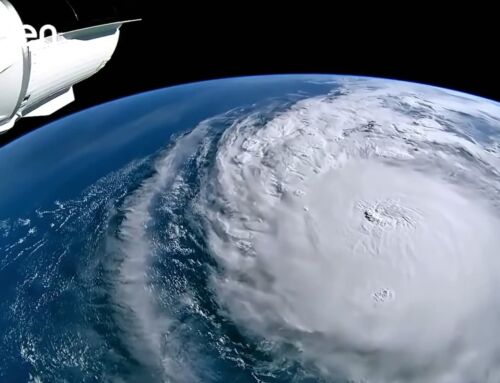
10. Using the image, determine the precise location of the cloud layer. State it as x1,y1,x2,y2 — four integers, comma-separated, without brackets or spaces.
195,79,500,382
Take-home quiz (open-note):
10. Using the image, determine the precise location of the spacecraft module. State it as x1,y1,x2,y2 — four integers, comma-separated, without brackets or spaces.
0,0,138,133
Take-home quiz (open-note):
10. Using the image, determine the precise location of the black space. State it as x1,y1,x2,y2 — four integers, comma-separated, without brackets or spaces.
1,1,498,146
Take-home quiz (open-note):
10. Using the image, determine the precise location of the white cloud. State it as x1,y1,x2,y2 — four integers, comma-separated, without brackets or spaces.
194,78,500,382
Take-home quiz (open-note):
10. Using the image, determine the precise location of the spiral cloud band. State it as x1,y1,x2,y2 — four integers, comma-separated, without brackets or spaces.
4,77,500,382
192,79,500,382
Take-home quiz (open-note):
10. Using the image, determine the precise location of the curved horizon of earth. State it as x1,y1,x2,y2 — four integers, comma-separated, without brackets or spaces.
1,75,500,382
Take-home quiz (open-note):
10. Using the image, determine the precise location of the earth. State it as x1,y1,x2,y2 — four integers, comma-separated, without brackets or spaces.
1,75,500,383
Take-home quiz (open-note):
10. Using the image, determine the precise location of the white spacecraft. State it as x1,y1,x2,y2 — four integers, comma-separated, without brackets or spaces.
0,0,138,133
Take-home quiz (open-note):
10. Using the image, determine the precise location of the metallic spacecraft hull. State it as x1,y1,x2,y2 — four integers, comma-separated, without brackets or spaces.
0,0,137,133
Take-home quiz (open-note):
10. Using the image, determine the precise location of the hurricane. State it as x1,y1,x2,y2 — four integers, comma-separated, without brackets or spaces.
1,76,500,382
